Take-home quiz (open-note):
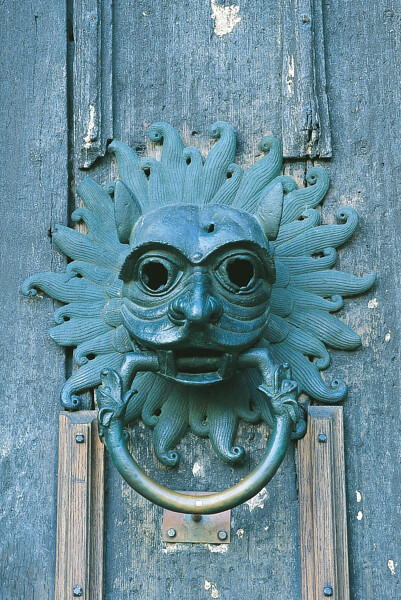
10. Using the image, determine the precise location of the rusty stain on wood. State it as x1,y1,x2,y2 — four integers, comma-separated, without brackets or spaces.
298,406,350,600
55,411,104,600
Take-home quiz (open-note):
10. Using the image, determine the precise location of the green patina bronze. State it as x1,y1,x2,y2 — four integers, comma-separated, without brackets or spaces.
22,122,375,511
96,352,298,514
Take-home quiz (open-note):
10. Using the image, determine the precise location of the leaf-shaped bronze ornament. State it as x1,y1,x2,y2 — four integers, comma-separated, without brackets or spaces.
22,122,375,512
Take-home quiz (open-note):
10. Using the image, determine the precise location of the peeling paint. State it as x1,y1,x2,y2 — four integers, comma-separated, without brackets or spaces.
245,487,268,511
235,528,244,539
368,298,378,309
83,104,96,146
286,55,295,95
192,461,204,476
356,490,362,503
161,543,183,554
162,543,227,555
388,559,397,576
162,546,175,554
207,543,228,553
210,0,241,37
204,580,219,598
385,332,391,342
357,510,363,520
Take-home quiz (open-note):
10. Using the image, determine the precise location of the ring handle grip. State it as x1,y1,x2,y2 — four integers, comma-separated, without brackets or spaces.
97,349,301,514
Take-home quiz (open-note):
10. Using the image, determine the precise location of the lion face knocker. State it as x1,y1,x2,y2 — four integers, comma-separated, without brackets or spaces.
119,203,276,385
22,122,375,513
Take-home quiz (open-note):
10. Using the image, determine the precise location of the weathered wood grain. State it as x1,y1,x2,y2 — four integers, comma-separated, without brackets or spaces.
111,0,284,162
298,406,349,600
102,2,301,598
0,2,68,598
321,2,401,597
281,0,332,158
73,0,113,169
2,0,401,598
55,412,104,600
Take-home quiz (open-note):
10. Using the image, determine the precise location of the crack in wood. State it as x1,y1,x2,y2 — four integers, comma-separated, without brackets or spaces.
281,0,332,158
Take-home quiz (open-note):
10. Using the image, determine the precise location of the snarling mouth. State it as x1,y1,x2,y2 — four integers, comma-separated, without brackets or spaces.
156,349,238,386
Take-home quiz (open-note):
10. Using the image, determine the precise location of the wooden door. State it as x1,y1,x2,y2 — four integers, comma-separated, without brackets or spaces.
1,1,400,598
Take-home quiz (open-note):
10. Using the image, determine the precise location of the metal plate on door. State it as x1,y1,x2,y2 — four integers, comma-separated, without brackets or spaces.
162,493,231,544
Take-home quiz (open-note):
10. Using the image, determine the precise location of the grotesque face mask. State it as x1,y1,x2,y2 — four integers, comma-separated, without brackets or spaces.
118,203,276,385
22,121,374,468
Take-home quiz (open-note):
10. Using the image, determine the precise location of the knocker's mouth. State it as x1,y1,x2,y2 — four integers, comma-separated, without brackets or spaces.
156,348,238,386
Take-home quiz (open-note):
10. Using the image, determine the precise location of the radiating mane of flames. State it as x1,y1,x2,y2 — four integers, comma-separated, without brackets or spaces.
22,122,375,466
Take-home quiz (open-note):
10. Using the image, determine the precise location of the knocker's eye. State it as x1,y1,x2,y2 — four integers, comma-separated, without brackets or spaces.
215,253,260,293
136,256,182,294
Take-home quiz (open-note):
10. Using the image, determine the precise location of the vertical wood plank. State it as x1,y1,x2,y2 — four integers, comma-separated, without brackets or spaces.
298,406,349,600
55,412,104,600
0,2,68,596
73,0,113,169
105,4,301,597
89,416,105,600
281,0,332,158
310,416,338,598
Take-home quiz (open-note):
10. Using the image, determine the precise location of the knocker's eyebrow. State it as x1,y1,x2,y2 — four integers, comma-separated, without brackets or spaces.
119,240,271,281
119,242,188,281
134,241,268,263
118,240,274,282
196,240,270,261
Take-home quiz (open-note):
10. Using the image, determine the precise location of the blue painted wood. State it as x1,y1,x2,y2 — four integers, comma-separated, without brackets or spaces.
2,0,400,599
102,2,303,597
73,0,113,168
0,2,68,598
323,1,401,595
281,0,332,158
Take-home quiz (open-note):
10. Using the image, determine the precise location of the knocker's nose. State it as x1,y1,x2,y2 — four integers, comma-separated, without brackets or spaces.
168,290,223,326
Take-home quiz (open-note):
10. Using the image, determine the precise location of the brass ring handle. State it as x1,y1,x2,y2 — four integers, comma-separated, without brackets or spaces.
96,350,301,514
